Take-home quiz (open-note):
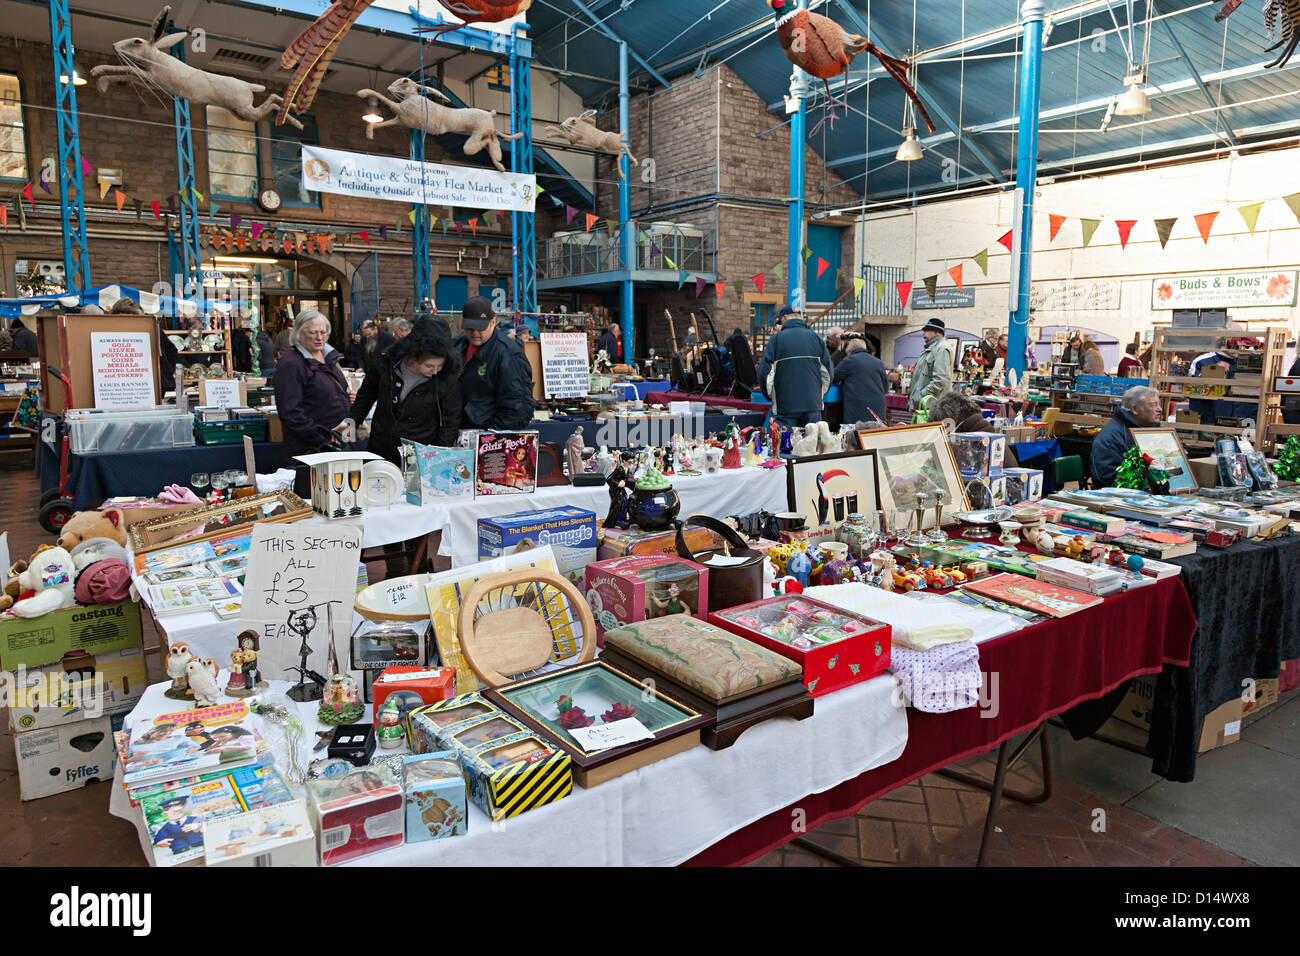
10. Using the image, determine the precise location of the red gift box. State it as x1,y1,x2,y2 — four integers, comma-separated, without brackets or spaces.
585,554,709,643
371,666,456,724
308,768,404,866
710,596,890,697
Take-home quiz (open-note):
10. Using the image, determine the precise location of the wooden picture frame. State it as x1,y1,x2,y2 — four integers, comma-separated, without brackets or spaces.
1128,426,1199,493
856,423,970,530
128,489,311,554
785,449,878,531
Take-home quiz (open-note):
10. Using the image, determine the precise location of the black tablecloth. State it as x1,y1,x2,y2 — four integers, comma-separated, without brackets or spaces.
531,411,767,450
42,441,293,510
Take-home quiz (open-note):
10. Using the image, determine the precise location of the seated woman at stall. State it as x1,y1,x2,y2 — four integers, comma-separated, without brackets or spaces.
349,316,461,466
273,310,354,457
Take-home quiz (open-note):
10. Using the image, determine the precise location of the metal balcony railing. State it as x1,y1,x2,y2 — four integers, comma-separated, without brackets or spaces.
538,224,716,281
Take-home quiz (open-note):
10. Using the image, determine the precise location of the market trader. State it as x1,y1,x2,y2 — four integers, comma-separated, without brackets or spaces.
455,296,535,430
1091,385,1162,487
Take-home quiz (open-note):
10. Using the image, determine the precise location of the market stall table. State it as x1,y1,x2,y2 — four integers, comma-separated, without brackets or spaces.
109,671,908,867
686,576,1196,865
609,379,670,401
531,410,766,449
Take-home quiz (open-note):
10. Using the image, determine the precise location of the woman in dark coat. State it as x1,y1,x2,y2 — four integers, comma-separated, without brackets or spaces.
350,316,462,466
273,310,354,457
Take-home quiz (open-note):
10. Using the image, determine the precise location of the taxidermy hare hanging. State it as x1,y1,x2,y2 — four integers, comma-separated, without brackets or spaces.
545,112,638,179
91,7,302,130
1216,0,1300,68
355,78,523,172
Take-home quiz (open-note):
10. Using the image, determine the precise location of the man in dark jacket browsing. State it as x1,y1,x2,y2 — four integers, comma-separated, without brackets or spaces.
757,306,832,428
832,336,889,424
1091,385,1162,487
454,296,535,430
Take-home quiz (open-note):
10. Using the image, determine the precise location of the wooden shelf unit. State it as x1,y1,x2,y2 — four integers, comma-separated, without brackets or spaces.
169,327,233,384
1149,325,1289,453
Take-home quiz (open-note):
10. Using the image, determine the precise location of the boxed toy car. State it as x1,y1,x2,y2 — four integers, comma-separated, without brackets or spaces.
584,554,710,640
478,506,597,592
402,752,467,842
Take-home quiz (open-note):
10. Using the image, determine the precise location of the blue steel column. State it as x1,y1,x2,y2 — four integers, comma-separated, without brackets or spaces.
786,16,808,313
510,31,537,315
410,129,431,313
49,0,91,291
619,42,633,362
173,44,202,289
1008,0,1046,376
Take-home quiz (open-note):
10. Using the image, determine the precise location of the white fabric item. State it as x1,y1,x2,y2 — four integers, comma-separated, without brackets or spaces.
909,592,1027,644
110,673,908,867
889,641,982,714
256,468,297,493
805,583,974,649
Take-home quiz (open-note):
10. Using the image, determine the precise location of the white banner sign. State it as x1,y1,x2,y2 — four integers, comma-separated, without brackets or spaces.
90,332,155,409
540,332,591,399
1152,269,1299,310
302,145,536,213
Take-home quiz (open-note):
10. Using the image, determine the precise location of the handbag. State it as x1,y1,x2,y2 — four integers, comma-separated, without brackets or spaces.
674,514,765,611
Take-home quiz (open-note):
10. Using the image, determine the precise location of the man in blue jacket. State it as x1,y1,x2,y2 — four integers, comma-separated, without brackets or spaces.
454,296,536,430
1091,385,1162,487
758,305,832,427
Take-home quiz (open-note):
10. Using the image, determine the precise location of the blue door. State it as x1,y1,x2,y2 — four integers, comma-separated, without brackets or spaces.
435,275,468,316
806,224,843,305
478,280,508,314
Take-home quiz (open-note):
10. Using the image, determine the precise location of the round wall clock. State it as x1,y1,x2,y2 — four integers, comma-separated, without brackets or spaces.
258,188,282,213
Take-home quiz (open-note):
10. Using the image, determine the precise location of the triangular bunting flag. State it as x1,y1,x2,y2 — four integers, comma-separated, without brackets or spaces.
972,248,989,275
650,243,662,258
731,279,744,301
584,213,598,231
455,220,464,237
393,218,402,234
802,245,814,261
677,270,689,290
359,229,370,243
997,230,1014,252
430,216,439,231
1238,202,1263,235
816,257,829,280
408,210,417,224
695,277,707,298
379,224,389,239
442,218,449,235
853,276,866,298
550,194,563,207
0,204,7,232
896,281,913,306
1194,211,1219,244
565,205,578,225
922,275,938,302
752,273,765,294
535,186,545,198
1115,220,1137,250
772,262,785,280
282,237,292,254
605,218,618,238
236,235,247,251
251,222,263,239
468,219,477,236
114,188,125,213
166,194,177,215
192,187,205,204
1080,218,1101,248
21,182,33,211
1155,217,1177,249
210,202,220,218
97,178,109,200
1284,193,1300,225
663,255,677,270
714,281,726,301
874,280,886,302
947,264,963,292
81,157,93,177
150,200,161,221
231,213,242,231
1048,213,1067,242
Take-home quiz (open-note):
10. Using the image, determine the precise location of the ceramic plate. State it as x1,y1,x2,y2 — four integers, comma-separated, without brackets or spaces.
168,334,186,350
202,333,223,352
363,460,404,507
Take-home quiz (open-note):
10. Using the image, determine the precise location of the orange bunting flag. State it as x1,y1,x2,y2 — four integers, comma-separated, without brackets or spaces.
997,229,1014,252
0,204,6,232
468,218,477,237
752,273,765,294
947,264,963,292
1194,211,1219,244
714,281,726,301
816,257,830,280
1048,214,1067,242
1115,220,1138,250
896,281,914,307
585,213,598,231
114,188,125,213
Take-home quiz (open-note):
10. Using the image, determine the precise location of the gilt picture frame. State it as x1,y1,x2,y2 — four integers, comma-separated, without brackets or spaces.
857,423,970,530
1128,427,1198,494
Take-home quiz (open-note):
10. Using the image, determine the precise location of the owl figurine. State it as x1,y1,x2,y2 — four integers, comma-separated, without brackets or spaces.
165,642,197,699
185,657,223,708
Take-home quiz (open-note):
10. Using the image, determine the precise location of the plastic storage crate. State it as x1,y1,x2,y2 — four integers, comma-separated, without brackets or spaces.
193,418,269,445
67,407,195,454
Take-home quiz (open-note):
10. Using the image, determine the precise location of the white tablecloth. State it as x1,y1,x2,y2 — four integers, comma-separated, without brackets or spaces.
110,671,907,867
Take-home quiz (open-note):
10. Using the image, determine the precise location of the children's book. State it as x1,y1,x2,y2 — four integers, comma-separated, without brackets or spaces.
122,702,264,788
139,776,246,867
960,573,1101,619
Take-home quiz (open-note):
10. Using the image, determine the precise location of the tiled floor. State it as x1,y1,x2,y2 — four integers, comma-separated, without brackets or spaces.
0,453,1293,866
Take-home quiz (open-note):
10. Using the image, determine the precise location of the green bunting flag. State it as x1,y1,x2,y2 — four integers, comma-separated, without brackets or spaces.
972,248,989,275
802,245,814,261
922,275,938,301
605,218,618,238
1285,193,1300,226
731,279,744,301
1238,202,1264,235
853,276,866,298
874,280,886,302
772,262,785,279
1079,218,1101,248
1155,217,1177,249
664,254,677,270
408,210,417,224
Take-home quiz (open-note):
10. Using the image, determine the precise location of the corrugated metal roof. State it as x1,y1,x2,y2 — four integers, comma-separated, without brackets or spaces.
526,0,1300,201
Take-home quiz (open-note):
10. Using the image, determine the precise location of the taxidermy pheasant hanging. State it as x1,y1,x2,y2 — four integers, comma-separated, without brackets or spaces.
278,0,375,123
767,0,935,134
1215,0,1300,68
415,1,535,40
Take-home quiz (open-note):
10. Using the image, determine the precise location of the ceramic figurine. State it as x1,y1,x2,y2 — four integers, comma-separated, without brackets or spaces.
377,698,404,749
647,582,691,617
780,427,794,456
565,426,586,479
185,657,222,707
225,631,266,698
790,426,820,458
1065,536,1087,559
788,550,812,588
603,453,636,529
742,439,763,467
676,437,696,473
721,432,742,469
594,445,615,478
165,642,196,700
662,444,675,475
1035,528,1056,555
768,418,782,459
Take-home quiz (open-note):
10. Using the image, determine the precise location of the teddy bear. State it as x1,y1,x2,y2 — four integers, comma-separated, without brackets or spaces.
56,508,127,552
0,543,55,613
9,547,77,618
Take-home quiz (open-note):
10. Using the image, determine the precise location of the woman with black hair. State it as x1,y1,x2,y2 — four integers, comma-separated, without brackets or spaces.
349,315,462,466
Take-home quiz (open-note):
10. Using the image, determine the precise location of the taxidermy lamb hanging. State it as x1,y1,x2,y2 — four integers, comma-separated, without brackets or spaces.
91,7,302,130
1215,0,1300,68
544,112,638,179
765,0,935,134
416,1,535,40
356,78,523,172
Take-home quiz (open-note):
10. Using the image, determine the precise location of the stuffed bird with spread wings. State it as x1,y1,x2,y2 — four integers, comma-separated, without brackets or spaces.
415,0,534,40
1215,0,1300,68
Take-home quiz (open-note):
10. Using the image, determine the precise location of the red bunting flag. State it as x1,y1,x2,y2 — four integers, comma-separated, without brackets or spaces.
282,237,292,253
1115,220,1138,250
1048,214,1067,242
0,204,6,232
585,213,598,231
896,281,914,306
947,264,963,292
714,281,726,301
752,273,765,294
816,257,830,280
21,182,34,212
359,229,370,243
236,235,247,251
150,200,161,221
997,229,1014,252
1194,211,1219,244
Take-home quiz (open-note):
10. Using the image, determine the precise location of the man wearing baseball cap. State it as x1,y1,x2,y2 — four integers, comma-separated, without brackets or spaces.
757,305,834,428
908,317,955,415
454,295,535,430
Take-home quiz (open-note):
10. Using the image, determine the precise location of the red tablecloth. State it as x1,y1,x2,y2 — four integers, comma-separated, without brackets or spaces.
686,576,1197,866
644,391,770,413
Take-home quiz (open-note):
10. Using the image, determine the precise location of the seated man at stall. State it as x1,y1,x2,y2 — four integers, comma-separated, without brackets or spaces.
1091,385,1162,487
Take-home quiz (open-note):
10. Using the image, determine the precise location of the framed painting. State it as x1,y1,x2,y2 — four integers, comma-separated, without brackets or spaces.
785,450,878,531
857,423,970,530
1128,427,1198,493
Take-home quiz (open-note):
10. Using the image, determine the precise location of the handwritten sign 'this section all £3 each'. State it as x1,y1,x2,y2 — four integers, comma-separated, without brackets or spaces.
238,522,362,680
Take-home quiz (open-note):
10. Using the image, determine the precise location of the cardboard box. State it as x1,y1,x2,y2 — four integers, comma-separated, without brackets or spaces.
294,451,381,519
204,800,316,867
598,524,715,561
478,506,598,592
1002,467,1044,505
15,712,123,800
471,430,538,496
1176,410,1202,424
964,474,1007,510
266,411,283,444
400,440,474,503
1115,674,1157,730
1001,425,1036,445
8,646,148,732
402,752,467,843
370,665,456,725
1198,697,1244,753
1243,678,1279,718
584,554,709,640
307,764,404,865
351,620,430,673
0,601,143,671
951,432,1007,478
1188,456,1219,488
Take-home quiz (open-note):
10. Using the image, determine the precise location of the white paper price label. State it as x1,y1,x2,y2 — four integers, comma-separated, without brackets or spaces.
566,717,654,754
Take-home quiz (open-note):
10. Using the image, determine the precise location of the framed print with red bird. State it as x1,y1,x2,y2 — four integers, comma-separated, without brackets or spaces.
787,450,879,532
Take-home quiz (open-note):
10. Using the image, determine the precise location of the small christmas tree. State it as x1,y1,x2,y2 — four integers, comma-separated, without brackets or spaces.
1276,435,1300,482
1114,445,1150,491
